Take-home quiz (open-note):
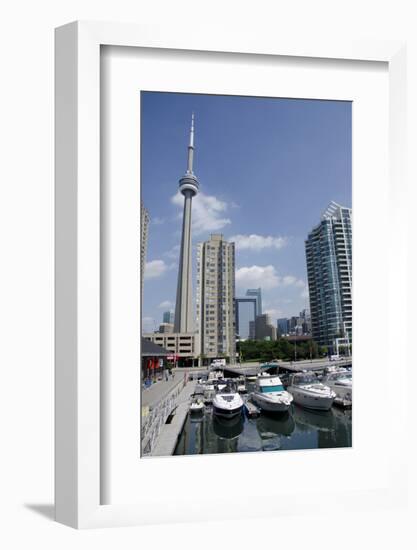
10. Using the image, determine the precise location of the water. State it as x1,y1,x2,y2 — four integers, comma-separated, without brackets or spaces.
174,401,352,455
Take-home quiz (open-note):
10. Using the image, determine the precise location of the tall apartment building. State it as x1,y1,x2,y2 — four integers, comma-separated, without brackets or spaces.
141,202,150,300
246,288,262,316
305,201,352,350
196,234,236,363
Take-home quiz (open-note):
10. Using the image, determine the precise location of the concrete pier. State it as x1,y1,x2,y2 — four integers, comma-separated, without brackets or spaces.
141,373,191,455
151,381,197,456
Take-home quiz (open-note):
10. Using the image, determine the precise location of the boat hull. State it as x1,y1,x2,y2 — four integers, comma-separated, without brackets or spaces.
190,405,204,414
288,387,335,411
212,404,243,419
327,382,352,401
251,392,292,413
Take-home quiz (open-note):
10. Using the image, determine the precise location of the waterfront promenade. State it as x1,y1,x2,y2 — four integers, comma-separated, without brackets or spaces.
142,372,186,410
141,372,199,456
151,380,197,456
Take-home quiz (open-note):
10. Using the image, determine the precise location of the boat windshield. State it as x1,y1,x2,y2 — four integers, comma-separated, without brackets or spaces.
260,385,285,393
293,374,317,385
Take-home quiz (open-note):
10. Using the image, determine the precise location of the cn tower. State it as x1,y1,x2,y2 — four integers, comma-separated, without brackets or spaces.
174,114,199,333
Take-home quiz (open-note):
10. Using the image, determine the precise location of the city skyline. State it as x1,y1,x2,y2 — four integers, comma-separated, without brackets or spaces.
141,91,352,332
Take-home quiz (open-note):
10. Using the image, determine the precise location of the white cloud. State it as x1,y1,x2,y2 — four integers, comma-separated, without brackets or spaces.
282,275,305,287
144,259,167,280
264,308,285,320
236,265,280,290
230,234,287,251
164,244,180,259
171,191,231,235
158,300,174,309
151,217,165,226
236,265,306,291
301,287,309,299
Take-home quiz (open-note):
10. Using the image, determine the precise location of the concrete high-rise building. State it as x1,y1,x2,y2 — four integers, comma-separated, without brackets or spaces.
235,297,257,340
246,288,262,316
174,114,199,334
141,202,150,300
162,311,174,324
305,201,352,349
196,234,236,363
254,313,277,341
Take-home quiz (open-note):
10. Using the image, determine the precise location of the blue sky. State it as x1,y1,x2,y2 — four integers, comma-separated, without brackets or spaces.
141,92,351,332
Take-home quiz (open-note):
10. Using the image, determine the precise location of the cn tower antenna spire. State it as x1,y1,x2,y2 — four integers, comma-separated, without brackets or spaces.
187,113,195,173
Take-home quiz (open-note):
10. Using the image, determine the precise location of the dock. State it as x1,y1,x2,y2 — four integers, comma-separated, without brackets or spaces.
243,396,261,417
150,380,197,456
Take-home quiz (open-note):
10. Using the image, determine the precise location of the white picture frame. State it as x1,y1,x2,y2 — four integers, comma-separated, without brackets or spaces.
55,21,407,529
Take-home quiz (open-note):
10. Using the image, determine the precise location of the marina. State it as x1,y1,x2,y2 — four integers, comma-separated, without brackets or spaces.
175,397,352,455
142,362,352,457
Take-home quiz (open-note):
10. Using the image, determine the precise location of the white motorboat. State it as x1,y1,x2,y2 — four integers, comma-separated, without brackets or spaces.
237,376,247,393
321,368,352,404
251,373,293,413
212,385,244,419
287,372,336,411
189,397,205,413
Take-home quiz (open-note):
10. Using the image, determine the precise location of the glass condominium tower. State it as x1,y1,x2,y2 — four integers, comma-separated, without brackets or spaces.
246,288,262,316
305,201,352,350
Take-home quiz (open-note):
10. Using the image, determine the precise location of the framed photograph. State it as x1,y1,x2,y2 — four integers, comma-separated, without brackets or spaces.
55,21,407,528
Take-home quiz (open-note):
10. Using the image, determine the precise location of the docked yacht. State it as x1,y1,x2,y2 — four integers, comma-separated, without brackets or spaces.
321,368,352,405
251,373,293,413
236,376,247,393
212,384,244,419
287,372,336,411
189,396,205,413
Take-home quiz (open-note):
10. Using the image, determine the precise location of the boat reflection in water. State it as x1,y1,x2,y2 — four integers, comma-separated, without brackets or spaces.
293,405,336,433
256,411,295,451
256,411,295,437
174,398,351,456
212,412,244,440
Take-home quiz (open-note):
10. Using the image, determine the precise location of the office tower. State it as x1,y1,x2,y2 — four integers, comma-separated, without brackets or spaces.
162,311,174,324
305,201,352,349
196,234,236,362
254,313,277,341
299,309,312,335
141,202,150,300
246,288,262,316
235,297,257,339
277,318,290,336
249,320,255,340
174,114,199,333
